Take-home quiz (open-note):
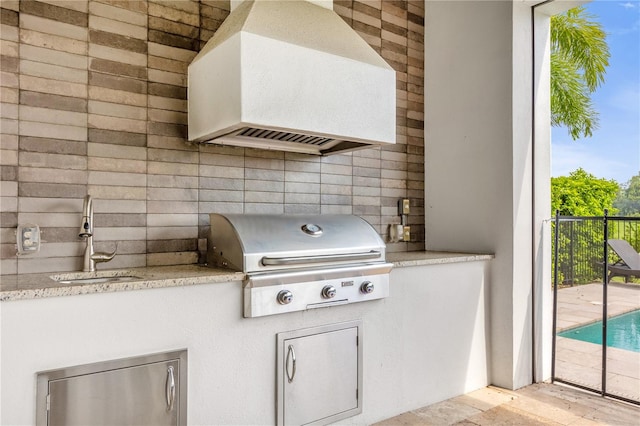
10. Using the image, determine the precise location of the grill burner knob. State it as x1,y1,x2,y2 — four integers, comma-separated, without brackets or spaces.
277,290,293,305
321,285,337,299
360,281,374,294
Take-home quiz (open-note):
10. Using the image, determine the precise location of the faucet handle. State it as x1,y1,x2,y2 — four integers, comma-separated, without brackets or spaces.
92,242,117,263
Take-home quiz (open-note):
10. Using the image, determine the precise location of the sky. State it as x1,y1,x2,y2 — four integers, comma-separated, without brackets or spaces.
551,0,640,186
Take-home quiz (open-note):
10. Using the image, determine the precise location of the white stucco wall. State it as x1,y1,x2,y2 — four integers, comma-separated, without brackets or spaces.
424,0,553,389
1,261,490,425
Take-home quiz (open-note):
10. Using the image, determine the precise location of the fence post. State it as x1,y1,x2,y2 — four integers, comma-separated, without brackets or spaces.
552,210,560,382
602,209,609,396
569,220,575,284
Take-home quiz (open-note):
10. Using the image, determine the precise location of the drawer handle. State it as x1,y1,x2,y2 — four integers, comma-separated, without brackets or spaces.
166,365,176,412
286,345,296,383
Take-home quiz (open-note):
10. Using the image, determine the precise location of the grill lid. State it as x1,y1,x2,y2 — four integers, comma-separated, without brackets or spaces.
207,214,386,273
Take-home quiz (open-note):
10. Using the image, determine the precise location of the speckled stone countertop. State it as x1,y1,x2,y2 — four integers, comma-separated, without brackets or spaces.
0,264,245,302
0,251,493,302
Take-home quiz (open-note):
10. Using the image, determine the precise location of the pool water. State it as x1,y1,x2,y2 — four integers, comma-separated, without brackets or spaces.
558,309,640,353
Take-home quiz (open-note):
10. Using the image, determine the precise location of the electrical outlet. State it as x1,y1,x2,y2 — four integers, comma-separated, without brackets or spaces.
389,224,403,243
17,224,40,255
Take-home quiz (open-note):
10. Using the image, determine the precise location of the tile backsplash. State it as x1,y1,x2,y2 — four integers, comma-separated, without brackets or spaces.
0,0,424,275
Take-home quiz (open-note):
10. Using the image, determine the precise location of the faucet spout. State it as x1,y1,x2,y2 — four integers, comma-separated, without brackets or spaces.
79,194,93,238
79,195,116,272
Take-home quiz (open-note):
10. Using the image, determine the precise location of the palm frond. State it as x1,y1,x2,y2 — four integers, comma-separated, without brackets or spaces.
550,6,608,139
551,6,610,92
550,51,599,139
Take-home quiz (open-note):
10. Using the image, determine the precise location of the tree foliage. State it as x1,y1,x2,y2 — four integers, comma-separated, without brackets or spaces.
551,171,640,285
551,7,610,140
551,168,619,216
614,173,640,216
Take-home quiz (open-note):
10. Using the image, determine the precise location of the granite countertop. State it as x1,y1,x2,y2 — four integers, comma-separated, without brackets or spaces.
0,264,245,302
0,251,493,302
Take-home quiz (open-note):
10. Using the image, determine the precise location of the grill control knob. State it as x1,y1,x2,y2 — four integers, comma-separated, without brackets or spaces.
277,290,293,305
321,285,337,299
360,281,374,294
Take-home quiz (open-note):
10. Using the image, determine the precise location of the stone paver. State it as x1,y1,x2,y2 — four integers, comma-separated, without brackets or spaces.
411,399,482,425
464,404,562,426
449,387,514,412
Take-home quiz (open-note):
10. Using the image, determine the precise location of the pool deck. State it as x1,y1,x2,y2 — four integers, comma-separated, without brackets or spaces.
555,282,640,402
556,282,640,331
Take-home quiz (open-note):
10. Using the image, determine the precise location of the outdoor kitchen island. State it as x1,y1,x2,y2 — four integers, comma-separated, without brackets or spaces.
0,251,492,425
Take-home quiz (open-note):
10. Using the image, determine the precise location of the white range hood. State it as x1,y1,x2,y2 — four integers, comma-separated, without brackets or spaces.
187,0,396,155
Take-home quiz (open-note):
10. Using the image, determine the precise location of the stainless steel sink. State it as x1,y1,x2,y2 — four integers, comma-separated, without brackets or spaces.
50,271,142,285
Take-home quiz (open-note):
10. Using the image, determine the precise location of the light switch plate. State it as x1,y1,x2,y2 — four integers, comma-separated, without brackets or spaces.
400,199,410,215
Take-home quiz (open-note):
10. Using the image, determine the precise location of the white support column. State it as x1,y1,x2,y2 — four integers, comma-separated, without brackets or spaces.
530,0,588,383
532,6,553,383
424,0,547,389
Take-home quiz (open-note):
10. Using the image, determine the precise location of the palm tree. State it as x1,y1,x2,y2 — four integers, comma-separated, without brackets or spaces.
551,6,610,140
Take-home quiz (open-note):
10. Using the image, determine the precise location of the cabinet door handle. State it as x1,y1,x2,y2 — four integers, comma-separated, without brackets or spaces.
166,365,176,412
286,345,296,383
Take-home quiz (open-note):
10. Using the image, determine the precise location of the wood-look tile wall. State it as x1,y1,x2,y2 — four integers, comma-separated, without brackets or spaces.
0,0,424,275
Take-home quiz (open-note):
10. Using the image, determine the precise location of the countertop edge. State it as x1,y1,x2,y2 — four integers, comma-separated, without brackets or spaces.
1,252,493,302
387,251,494,267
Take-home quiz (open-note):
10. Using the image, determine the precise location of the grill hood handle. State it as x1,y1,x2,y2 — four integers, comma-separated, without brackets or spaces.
261,251,381,266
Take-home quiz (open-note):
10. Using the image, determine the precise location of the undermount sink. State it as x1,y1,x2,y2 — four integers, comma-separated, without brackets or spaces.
50,271,142,285
54,276,140,285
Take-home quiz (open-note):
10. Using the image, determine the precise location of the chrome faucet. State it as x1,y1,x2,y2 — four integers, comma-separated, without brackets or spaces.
79,194,116,272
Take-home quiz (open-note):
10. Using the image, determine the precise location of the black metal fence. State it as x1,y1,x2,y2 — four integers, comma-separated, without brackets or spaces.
552,213,640,406
552,214,640,285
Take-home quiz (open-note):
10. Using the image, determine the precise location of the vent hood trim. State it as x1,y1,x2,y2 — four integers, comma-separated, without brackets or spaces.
204,125,376,156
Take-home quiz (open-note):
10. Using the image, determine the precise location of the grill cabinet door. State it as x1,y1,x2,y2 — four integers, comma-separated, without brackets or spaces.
280,324,360,425
46,360,179,426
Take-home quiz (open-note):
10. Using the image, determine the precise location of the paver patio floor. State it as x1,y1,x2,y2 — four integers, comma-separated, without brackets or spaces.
374,383,639,425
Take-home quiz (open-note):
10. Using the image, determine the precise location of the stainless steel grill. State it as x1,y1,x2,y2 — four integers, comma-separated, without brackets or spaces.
207,214,392,318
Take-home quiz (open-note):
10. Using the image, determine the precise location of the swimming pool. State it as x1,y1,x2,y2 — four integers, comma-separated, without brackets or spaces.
558,309,640,353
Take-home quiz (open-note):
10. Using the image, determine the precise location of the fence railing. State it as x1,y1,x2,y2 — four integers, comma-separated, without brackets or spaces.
552,214,640,285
